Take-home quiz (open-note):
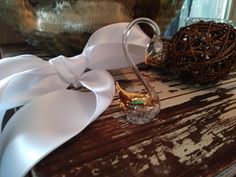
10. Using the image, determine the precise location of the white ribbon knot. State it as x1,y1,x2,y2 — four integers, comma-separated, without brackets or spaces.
49,55,88,87
0,22,151,177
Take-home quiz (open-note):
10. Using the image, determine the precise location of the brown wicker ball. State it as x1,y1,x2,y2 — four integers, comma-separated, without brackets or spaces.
169,21,236,84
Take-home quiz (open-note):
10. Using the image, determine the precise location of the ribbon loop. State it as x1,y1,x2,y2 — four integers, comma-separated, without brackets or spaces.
0,22,151,177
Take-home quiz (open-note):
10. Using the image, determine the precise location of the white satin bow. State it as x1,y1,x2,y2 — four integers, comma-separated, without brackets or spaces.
0,22,150,177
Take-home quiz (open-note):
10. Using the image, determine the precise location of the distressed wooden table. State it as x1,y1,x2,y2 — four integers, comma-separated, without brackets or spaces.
1,44,236,177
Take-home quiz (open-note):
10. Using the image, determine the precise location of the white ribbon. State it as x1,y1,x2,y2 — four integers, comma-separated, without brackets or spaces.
0,23,150,177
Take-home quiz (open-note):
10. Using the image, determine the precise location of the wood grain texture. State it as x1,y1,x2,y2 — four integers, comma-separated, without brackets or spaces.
0,44,235,177
32,65,236,177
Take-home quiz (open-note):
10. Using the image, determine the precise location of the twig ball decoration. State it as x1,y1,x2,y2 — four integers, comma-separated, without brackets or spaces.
169,21,236,84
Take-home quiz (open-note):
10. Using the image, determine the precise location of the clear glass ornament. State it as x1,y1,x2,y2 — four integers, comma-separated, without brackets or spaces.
116,17,162,124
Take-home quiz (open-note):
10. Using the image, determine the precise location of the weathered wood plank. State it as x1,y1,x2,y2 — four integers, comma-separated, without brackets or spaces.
1,44,235,177
31,66,236,177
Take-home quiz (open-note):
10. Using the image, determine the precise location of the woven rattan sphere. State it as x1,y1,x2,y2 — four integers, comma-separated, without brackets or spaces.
169,21,236,84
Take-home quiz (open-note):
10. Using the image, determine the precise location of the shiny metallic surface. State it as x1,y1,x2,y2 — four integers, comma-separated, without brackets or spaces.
0,0,183,56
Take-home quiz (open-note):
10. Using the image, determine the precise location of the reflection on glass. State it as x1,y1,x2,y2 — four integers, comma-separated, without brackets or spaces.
178,0,233,28
189,0,229,19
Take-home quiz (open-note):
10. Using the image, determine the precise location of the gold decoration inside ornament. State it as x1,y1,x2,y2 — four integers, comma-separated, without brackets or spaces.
117,18,161,124
116,82,160,124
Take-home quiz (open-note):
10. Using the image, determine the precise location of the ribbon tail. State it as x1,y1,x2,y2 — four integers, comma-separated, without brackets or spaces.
79,69,115,120
0,86,113,177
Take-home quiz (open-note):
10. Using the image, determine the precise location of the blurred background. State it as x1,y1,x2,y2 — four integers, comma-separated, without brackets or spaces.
0,0,235,44
0,18,23,44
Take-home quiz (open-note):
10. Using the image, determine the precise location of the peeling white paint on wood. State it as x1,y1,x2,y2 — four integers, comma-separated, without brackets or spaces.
149,155,160,166
138,164,149,173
